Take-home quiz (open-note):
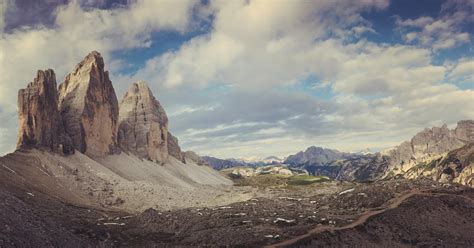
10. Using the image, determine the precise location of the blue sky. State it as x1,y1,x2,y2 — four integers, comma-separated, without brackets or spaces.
0,0,473,158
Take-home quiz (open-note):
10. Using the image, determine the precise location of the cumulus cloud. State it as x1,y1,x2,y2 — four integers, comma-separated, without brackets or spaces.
396,0,473,50
447,58,474,84
110,0,474,158
125,0,389,88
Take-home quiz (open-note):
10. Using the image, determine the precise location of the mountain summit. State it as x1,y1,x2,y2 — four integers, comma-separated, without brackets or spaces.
118,81,171,162
16,51,188,164
58,51,120,157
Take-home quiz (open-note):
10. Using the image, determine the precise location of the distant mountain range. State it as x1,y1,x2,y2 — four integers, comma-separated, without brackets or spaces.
202,156,249,170
202,155,286,170
286,120,473,186
205,120,473,187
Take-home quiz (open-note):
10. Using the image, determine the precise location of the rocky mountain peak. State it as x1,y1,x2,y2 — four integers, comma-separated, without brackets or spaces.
58,51,119,157
16,51,192,164
454,120,474,142
17,69,73,154
411,122,466,155
285,146,348,166
71,50,104,74
118,81,170,162
305,146,338,154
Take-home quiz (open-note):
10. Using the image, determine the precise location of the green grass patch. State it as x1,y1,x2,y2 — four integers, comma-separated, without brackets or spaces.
287,175,331,185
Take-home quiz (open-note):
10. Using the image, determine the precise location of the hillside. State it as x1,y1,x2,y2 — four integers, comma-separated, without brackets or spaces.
284,121,473,186
2,51,245,213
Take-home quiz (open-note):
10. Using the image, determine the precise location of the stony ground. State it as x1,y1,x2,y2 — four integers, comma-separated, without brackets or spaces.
1,174,473,247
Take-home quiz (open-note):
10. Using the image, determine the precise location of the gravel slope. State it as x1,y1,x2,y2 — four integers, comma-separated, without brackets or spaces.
0,149,253,212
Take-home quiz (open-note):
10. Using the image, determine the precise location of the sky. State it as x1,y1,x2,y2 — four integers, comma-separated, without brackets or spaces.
0,0,473,159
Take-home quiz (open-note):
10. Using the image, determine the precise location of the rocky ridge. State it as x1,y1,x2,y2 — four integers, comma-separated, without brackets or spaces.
284,121,473,186
183,151,210,166
16,51,194,165
202,156,253,170
284,147,351,166
404,143,474,187
378,121,473,179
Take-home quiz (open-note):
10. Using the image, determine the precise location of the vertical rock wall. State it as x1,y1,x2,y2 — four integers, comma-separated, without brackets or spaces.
58,51,119,157
118,82,169,162
17,69,73,154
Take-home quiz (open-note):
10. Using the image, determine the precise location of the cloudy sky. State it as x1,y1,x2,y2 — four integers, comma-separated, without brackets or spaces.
0,0,473,159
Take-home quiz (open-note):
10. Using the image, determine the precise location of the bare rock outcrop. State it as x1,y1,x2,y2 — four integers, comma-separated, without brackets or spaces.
284,120,474,185
15,51,191,165
371,120,473,181
167,132,185,163
411,124,464,155
17,69,73,154
404,143,474,187
454,120,474,143
184,151,209,166
118,82,169,162
58,51,119,157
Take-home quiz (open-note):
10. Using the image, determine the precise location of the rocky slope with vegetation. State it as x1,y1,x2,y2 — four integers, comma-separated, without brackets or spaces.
284,121,473,187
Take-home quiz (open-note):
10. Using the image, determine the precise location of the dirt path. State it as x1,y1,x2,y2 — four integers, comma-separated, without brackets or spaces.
266,190,465,248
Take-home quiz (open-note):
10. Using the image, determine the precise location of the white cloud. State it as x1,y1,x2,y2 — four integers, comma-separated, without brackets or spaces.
331,44,446,95
447,58,474,84
110,0,473,158
396,0,474,50
127,0,390,89
397,16,434,28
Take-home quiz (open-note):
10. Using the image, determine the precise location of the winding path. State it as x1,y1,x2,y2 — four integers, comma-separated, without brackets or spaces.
265,190,471,248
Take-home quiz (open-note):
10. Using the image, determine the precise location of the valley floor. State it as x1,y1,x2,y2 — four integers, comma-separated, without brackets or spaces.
1,172,473,247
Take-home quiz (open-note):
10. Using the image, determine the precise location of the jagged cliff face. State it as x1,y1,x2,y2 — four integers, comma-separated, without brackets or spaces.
404,143,474,187
411,124,464,156
58,51,119,157
167,131,185,162
383,121,473,174
454,120,474,142
118,82,169,162
16,51,191,164
345,121,474,184
17,70,73,154
283,121,473,187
